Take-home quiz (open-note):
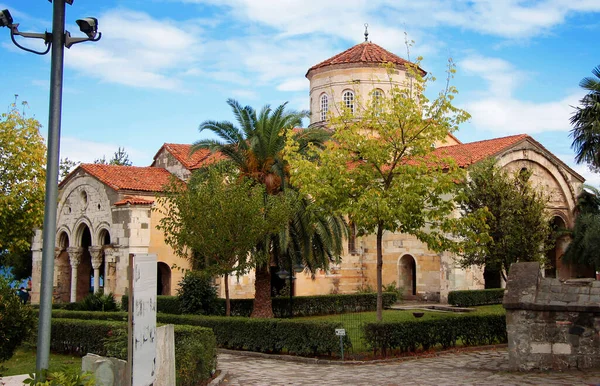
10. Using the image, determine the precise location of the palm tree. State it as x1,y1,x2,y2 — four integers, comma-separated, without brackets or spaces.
562,185,600,270
570,65,600,169
192,99,343,318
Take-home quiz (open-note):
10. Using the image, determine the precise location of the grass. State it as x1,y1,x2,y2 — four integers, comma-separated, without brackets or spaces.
299,304,505,352
0,347,82,377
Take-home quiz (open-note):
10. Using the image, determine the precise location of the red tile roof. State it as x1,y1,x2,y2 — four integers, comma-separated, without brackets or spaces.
77,164,175,192
306,42,424,77
155,143,224,170
433,134,529,167
114,196,155,206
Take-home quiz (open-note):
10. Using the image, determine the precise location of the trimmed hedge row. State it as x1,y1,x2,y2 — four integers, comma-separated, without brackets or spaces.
362,314,507,356
447,289,505,307
50,318,217,385
121,292,398,317
50,310,350,357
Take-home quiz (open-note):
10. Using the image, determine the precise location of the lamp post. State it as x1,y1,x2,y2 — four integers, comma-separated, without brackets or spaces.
277,260,304,318
0,2,101,377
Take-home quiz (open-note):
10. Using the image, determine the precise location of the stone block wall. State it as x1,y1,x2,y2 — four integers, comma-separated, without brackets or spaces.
504,262,600,371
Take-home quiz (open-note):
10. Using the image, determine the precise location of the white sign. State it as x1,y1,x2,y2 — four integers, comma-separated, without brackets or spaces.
128,254,157,386
335,328,346,336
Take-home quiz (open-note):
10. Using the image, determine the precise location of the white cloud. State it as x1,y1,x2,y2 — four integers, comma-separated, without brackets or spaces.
230,89,259,100
60,137,147,165
460,54,584,135
276,78,308,92
64,10,205,90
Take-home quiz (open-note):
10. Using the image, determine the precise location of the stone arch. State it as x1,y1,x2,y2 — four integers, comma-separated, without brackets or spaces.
74,222,93,301
73,218,94,247
96,225,112,246
157,262,171,296
545,216,566,279
56,228,70,250
54,229,72,302
398,254,417,298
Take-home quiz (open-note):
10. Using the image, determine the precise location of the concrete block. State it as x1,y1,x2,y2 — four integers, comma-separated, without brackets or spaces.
552,343,572,355
82,353,127,386
531,343,551,354
154,325,176,386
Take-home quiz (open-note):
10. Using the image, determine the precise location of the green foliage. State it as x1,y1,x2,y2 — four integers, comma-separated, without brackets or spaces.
447,289,505,307
563,186,600,269
77,291,118,312
456,159,551,279
177,271,221,315
362,314,507,356
93,146,132,166
173,325,217,386
59,158,80,180
0,276,36,363
382,282,403,301
570,65,600,171
24,370,95,386
0,104,46,278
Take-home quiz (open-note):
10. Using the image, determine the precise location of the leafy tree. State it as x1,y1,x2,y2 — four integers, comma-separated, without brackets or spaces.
94,146,132,166
59,157,80,180
192,99,340,318
286,60,481,321
0,106,45,279
0,275,36,365
455,159,551,280
562,185,600,269
570,65,600,171
176,270,221,315
157,165,292,315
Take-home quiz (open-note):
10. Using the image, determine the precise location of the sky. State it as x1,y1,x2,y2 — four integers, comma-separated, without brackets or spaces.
1,0,599,185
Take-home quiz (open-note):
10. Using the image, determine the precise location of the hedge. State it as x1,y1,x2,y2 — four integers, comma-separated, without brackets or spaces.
50,318,216,385
447,289,505,307
121,292,398,317
50,310,350,357
362,314,507,356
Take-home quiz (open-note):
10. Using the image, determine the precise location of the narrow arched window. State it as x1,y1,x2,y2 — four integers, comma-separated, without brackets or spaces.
343,90,354,114
320,94,329,121
372,89,383,114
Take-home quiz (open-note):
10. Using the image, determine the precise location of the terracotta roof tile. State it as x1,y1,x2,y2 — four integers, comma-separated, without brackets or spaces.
432,134,529,167
114,196,155,206
306,42,424,77
156,143,224,170
77,164,174,192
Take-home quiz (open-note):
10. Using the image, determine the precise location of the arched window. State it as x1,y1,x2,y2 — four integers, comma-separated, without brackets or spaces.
320,94,329,121
343,90,354,114
372,89,383,114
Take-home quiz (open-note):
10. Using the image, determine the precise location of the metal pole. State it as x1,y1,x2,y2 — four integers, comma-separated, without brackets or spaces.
36,0,66,376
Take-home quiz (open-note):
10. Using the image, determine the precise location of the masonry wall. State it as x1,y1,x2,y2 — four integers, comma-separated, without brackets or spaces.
504,262,600,371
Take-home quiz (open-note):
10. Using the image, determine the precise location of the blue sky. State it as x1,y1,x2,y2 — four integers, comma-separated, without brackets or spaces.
1,1,599,185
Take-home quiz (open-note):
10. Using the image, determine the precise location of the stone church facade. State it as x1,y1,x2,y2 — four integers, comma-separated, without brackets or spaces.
31,40,585,304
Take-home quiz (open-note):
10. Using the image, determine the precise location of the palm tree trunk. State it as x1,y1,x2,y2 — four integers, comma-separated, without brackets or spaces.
376,224,384,322
224,273,230,317
251,264,274,318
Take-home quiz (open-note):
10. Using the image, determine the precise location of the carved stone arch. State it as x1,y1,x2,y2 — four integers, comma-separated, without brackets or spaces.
56,226,71,249
96,223,112,246
73,217,94,247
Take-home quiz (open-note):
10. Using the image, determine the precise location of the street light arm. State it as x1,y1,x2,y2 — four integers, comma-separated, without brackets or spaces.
64,30,101,48
9,24,52,55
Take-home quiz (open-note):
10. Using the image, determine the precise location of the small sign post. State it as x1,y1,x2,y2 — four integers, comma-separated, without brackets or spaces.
128,254,157,386
335,328,346,361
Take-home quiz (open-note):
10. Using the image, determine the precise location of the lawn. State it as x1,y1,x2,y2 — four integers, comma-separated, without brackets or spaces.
300,304,505,352
0,347,82,377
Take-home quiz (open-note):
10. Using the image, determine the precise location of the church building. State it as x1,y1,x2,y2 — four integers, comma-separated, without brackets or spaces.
30,38,585,304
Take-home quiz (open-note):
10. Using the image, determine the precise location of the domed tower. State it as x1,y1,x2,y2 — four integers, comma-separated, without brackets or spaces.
306,36,424,127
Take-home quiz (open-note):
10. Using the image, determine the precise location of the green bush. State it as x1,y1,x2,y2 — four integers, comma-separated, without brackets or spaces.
447,289,505,307
0,276,37,363
77,291,118,312
24,369,95,386
177,271,221,315
122,292,398,317
362,314,507,356
51,318,216,385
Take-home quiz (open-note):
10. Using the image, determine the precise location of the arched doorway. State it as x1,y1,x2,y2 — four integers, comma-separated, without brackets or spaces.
157,262,171,296
545,216,566,278
398,255,417,298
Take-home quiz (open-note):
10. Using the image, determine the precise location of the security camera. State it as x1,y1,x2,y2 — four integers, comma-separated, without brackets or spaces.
76,17,98,39
0,9,13,27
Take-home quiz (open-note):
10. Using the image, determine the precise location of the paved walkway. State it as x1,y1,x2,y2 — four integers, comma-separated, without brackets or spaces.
218,348,600,385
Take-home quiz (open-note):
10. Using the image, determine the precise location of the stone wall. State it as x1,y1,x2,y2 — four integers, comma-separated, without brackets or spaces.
504,262,600,371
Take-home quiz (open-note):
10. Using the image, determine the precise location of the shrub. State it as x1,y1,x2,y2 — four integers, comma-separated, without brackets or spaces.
177,271,221,315
121,295,182,314
447,289,505,307
77,291,118,312
24,370,95,386
0,276,36,363
51,318,216,385
362,313,507,356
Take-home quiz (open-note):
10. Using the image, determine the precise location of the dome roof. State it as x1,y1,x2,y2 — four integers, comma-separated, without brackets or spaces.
306,41,425,78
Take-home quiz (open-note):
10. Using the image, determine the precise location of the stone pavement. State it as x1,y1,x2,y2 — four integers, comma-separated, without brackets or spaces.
218,347,600,385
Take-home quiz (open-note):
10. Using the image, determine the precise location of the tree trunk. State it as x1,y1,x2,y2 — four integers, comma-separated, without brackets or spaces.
251,264,274,318
224,273,230,317
376,224,384,322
